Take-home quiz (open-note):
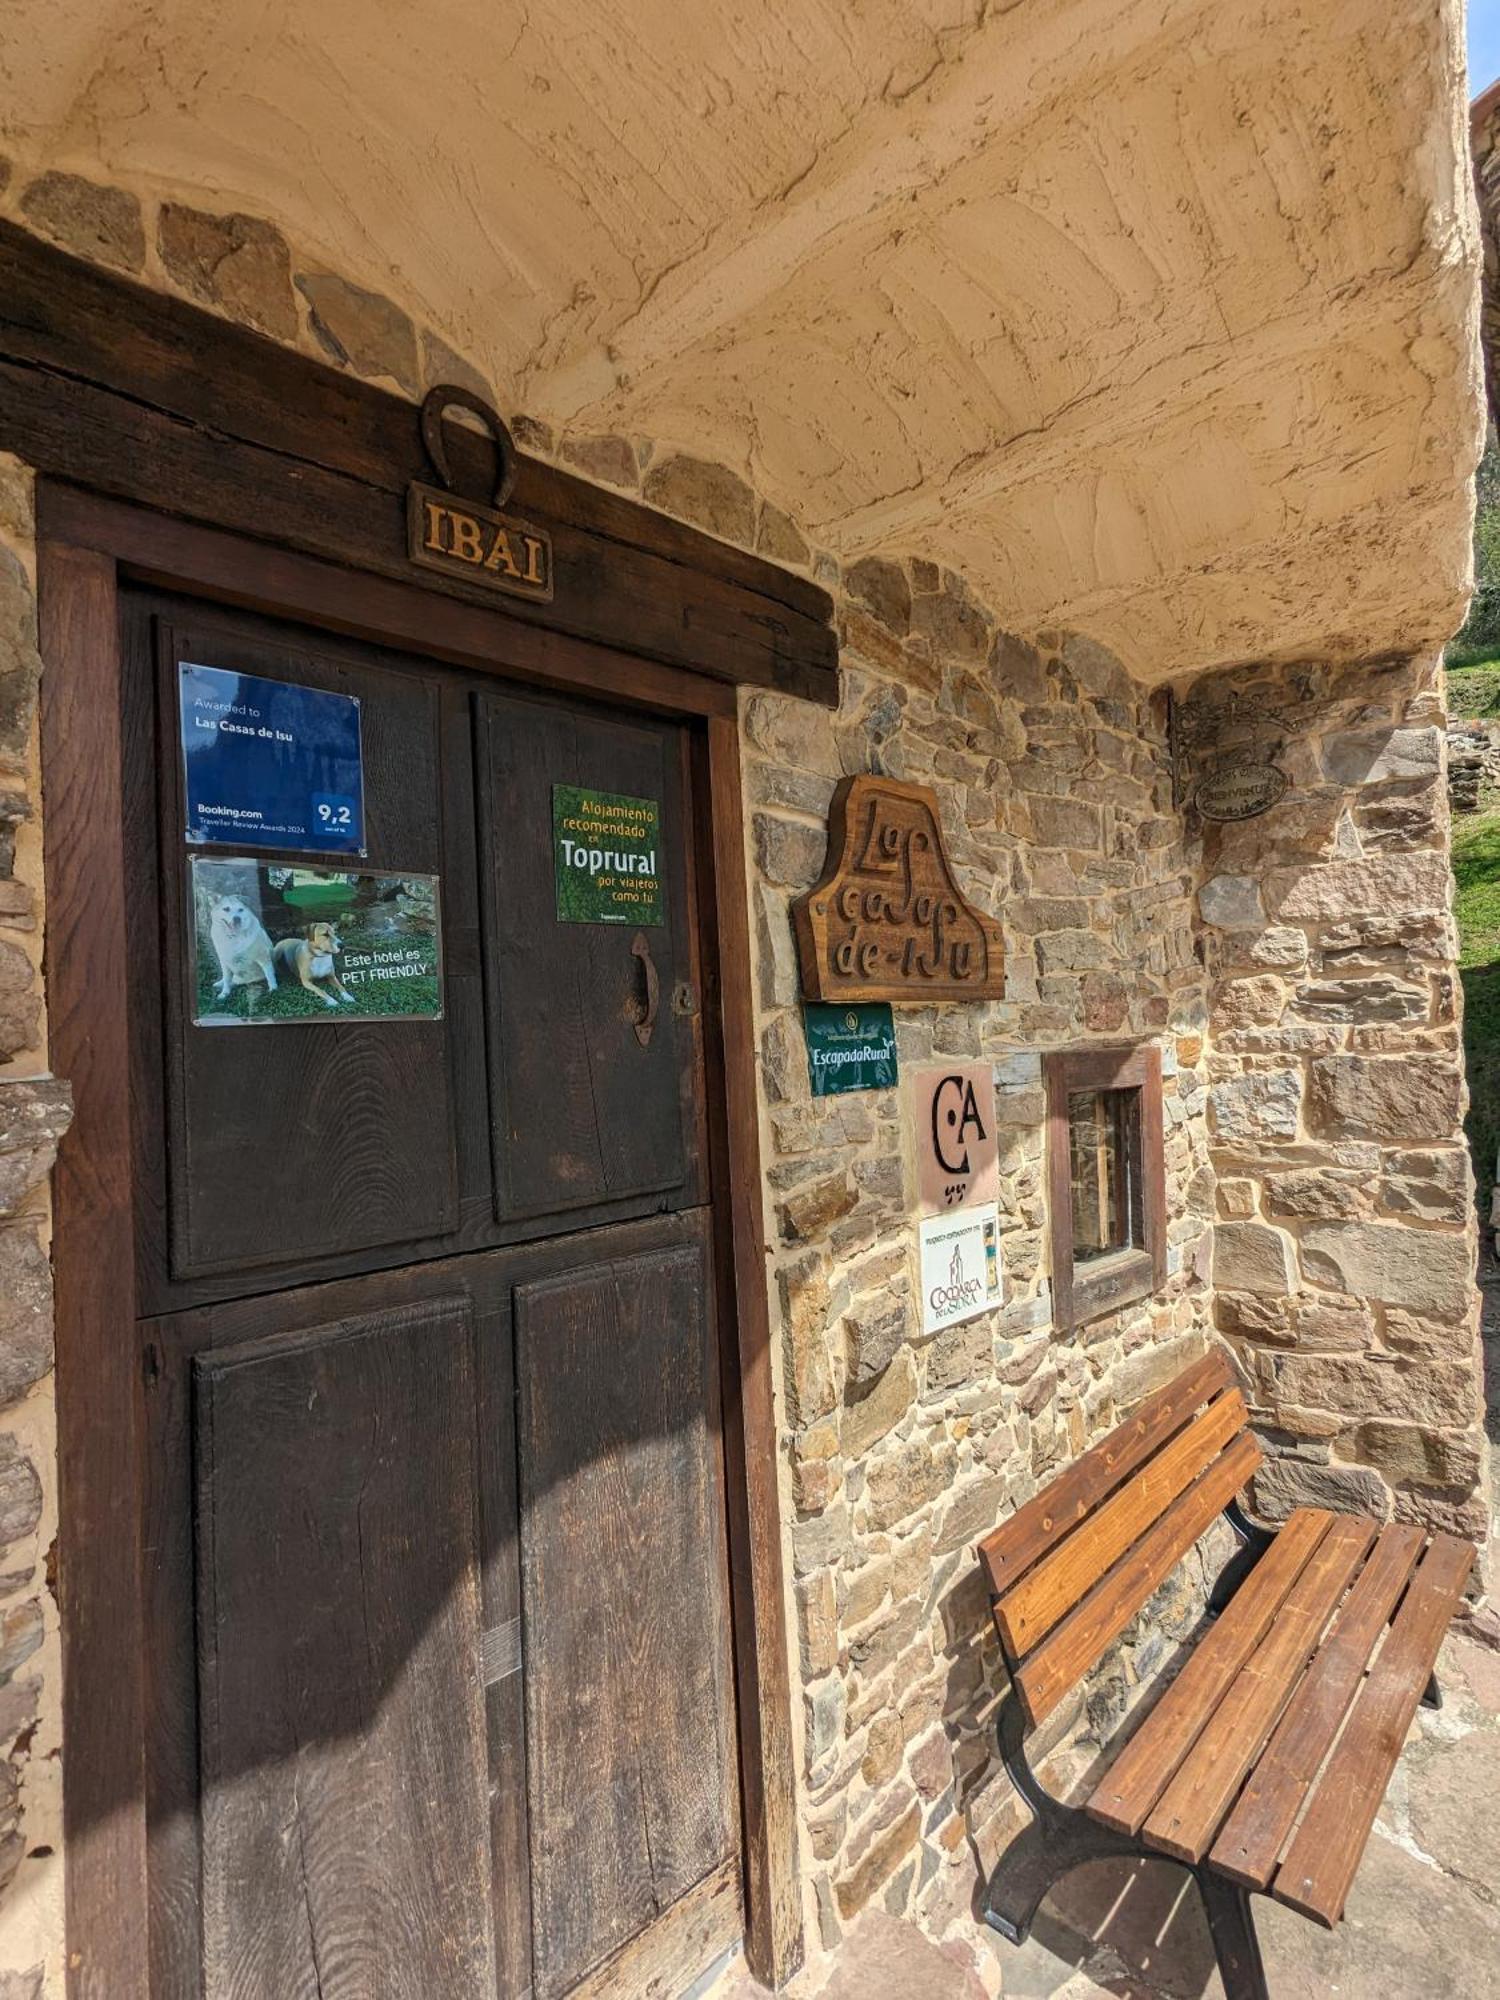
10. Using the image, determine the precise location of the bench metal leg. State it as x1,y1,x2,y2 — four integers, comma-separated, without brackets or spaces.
1198,1873,1270,2000
1209,1499,1276,1616
982,1692,1143,1945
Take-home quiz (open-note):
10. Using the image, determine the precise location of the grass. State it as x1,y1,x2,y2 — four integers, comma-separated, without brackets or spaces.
194,923,439,1023
1452,812,1500,1203
1445,655,1500,717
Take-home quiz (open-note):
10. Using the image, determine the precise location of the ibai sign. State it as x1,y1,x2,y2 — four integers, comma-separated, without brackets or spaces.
405,384,555,603
407,483,553,603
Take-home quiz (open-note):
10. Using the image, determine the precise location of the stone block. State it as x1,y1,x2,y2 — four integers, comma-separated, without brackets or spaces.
743,685,840,768
157,204,297,339
0,1435,40,1548
925,1315,990,1397
1275,1350,1478,1428
779,1255,836,1426
933,1473,1006,1558
1245,927,1309,970
1214,1222,1297,1295
642,453,756,545
796,1569,839,1677
0,1227,51,1408
1298,1218,1474,1317
843,556,910,636
844,1296,910,1385
753,811,826,888
1321,727,1442,785
834,1804,922,1919
559,434,638,489
780,1172,857,1243
1027,796,1102,850
1292,976,1428,1023
420,328,496,407
910,572,989,663
805,1673,846,1776
297,271,420,393
1210,1069,1301,1140
1288,1296,1373,1349
1264,1168,1368,1221
1266,854,1452,921
1352,1420,1482,1489
756,500,810,567
1198,874,1265,928
1307,1055,1462,1141
0,1076,70,1217
1252,1454,1391,1523
843,1351,916,1459
20,171,143,272
864,1441,954,1532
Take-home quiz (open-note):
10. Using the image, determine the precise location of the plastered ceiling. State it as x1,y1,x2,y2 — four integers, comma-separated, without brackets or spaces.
0,0,1485,679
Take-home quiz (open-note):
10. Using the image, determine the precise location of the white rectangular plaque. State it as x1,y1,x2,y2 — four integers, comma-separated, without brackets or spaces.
918,1202,1002,1337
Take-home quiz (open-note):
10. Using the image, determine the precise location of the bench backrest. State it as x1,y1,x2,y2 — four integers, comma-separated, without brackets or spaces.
977,1349,1259,1728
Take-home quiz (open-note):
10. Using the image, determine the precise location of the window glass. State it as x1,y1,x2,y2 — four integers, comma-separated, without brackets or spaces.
1067,1086,1143,1263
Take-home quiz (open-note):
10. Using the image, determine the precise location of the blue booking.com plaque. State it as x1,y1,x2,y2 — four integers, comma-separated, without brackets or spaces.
179,663,365,855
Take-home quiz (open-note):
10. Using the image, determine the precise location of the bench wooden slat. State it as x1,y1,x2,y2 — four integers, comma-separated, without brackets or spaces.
978,1349,1233,1604
1014,1428,1261,1729
1087,1508,1334,1835
1273,1533,1475,1928
996,1389,1248,1658
1209,1522,1425,1891
1143,1513,1378,1864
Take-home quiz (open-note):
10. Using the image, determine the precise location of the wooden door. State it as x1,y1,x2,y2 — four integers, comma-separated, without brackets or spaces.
126,589,742,2000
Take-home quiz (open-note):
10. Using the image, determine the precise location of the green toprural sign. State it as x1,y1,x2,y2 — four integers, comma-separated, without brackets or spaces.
552,784,664,925
804,1002,899,1097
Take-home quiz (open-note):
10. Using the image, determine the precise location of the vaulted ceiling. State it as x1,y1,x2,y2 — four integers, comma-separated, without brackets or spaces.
0,0,1484,679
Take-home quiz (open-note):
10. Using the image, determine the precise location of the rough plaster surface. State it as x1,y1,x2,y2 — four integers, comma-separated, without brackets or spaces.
0,0,1485,679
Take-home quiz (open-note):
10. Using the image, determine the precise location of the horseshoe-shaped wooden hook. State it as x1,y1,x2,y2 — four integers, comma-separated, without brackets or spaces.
419,383,518,509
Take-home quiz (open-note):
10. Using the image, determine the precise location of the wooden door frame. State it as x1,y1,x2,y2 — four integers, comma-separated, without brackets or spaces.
38,484,803,1997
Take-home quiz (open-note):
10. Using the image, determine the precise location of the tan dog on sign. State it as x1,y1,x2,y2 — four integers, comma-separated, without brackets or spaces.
272,922,356,1009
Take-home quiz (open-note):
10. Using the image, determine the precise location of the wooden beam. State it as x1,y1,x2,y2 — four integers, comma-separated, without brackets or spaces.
701,714,804,1987
39,542,152,2000
0,221,837,702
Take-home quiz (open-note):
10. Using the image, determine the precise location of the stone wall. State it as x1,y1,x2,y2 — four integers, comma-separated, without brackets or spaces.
740,573,1219,1954
1197,654,1488,1550
0,455,70,2000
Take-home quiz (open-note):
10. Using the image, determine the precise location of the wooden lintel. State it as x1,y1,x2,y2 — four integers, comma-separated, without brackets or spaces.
0,220,837,703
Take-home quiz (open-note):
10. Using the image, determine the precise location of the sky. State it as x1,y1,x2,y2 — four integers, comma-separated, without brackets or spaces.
1472,0,1500,96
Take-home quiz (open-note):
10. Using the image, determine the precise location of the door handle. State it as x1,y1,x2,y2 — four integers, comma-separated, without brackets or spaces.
630,932,659,1048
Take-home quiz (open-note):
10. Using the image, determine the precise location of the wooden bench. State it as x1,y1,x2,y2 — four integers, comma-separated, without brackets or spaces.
975,1349,1476,1999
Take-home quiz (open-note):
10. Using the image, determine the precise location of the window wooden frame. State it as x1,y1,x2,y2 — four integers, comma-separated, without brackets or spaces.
1045,1044,1167,1333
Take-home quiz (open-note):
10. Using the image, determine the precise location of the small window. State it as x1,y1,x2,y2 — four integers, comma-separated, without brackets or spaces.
1046,1048,1165,1329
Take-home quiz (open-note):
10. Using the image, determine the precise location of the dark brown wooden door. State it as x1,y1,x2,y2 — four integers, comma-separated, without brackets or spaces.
125,590,740,1999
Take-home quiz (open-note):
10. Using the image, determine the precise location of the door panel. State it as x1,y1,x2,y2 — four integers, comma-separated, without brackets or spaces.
125,586,743,2000
143,609,459,1279
476,690,696,1226
516,1240,738,2000
193,1297,496,1999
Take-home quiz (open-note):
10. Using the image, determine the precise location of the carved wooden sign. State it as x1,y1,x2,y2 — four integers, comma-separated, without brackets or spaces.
406,385,554,603
792,776,1004,1003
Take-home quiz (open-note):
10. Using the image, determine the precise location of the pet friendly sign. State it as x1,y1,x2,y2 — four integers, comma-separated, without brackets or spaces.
804,1003,898,1097
918,1205,1001,1335
552,785,663,925
191,858,441,1026
907,1062,999,1215
179,663,365,854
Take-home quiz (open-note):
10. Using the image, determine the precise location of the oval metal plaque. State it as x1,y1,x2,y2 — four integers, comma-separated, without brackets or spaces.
1193,762,1288,822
